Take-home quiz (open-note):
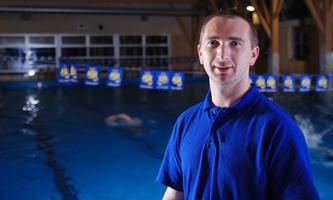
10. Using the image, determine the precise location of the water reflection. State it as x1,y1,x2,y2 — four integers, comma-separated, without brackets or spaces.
21,92,79,200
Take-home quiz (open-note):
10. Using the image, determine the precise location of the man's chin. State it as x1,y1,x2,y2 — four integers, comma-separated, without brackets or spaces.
211,76,232,85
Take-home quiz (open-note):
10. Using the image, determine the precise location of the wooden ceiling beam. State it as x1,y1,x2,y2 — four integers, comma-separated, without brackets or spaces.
273,0,284,18
305,0,325,35
194,1,205,45
251,0,271,38
169,4,193,48
260,0,271,25
175,16,193,47
271,0,282,54
324,0,333,51
2,0,193,4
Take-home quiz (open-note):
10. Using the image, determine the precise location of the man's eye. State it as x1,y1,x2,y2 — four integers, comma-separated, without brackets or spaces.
230,41,241,47
208,40,219,47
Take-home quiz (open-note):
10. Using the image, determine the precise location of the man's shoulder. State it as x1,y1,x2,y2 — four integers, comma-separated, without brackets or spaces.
176,101,205,123
252,96,306,153
170,101,205,139
255,95,299,130
181,101,204,116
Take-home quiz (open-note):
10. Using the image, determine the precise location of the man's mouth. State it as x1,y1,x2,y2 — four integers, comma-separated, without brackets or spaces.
214,66,233,72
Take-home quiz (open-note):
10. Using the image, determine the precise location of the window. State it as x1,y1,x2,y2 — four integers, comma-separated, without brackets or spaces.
120,36,142,44
60,35,87,58
146,36,167,44
145,35,169,67
0,34,58,71
0,34,170,71
0,48,20,57
61,48,87,57
90,36,113,44
146,47,168,56
119,35,143,66
120,47,143,56
293,27,309,60
89,35,114,58
117,35,169,67
90,47,114,56
0,36,25,45
29,36,55,44
62,36,86,44
31,48,56,58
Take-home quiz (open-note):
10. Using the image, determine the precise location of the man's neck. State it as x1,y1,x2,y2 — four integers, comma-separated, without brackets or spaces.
209,79,251,108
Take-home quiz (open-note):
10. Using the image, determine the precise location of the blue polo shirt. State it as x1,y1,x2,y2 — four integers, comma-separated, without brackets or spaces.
157,85,319,200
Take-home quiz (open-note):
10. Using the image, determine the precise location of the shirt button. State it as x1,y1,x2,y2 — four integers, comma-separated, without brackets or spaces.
211,108,219,118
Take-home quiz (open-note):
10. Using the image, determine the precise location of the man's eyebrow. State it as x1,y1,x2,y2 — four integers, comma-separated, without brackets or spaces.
205,36,220,41
204,36,245,43
227,36,244,43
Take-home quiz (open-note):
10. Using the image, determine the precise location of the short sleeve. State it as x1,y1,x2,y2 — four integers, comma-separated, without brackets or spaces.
265,122,320,200
156,117,184,192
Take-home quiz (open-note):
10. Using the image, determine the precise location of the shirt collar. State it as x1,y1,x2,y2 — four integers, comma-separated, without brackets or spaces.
203,90,214,111
203,84,259,112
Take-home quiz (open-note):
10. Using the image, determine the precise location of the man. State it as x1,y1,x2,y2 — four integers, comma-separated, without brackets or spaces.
157,10,319,200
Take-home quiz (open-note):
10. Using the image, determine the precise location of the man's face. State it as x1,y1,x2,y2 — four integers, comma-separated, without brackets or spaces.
197,16,259,87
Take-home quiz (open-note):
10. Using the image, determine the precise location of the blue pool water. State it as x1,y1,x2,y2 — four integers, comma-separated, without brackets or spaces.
0,81,332,200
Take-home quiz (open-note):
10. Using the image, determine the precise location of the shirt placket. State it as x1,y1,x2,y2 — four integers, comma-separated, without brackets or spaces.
207,107,220,148
206,107,229,199
208,107,231,148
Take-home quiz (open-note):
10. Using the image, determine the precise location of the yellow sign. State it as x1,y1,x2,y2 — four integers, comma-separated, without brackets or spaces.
301,77,310,87
142,72,153,85
267,76,276,89
70,65,77,78
109,71,120,83
256,76,265,89
284,77,293,88
157,73,169,85
172,74,182,87
318,77,328,88
60,67,70,79
87,68,98,82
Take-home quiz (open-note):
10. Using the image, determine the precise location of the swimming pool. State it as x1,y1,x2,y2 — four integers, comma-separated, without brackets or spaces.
0,80,332,200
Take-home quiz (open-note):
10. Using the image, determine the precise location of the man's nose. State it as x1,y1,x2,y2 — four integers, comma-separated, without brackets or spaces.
216,43,230,60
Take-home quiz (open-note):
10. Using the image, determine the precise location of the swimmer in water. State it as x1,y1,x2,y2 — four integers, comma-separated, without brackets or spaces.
105,113,142,128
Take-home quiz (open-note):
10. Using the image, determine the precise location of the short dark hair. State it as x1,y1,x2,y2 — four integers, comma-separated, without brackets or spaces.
198,9,258,49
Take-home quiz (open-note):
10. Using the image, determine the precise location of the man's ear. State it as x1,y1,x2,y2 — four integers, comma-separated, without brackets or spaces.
250,46,259,66
197,44,203,65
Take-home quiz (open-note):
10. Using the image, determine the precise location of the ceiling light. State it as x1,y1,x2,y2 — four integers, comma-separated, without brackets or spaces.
28,70,36,76
246,5,255,12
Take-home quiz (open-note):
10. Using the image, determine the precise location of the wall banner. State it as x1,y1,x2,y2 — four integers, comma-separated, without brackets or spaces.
106,67,123,87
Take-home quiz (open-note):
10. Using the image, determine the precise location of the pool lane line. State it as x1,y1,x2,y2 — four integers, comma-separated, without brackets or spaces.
35,128,79,200
20,113,80,200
